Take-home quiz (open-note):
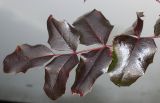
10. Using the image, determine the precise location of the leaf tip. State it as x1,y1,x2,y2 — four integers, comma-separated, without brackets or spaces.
136,12,144,18
47,15,55,24
48,15,53,19
71,89,84,97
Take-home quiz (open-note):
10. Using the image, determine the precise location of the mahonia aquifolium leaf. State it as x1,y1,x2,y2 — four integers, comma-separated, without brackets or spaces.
71,9,113,96
3,44,53,73
108,35,156,86
44,54,79,100
73,9,113,45
3,9,158,100
108,12,157,86
44,16,80,100
3,15,80,100
154,16,160,36
47,15,79,52
124,12,144,37
71,47,112,96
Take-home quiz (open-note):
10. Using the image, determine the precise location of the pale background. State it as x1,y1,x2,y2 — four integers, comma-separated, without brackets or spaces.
0,0,160,103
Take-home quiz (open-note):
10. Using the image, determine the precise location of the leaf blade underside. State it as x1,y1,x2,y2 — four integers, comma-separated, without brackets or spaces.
71,47,112,96
3,44,53,73
44,54,79,100
108,35,157,86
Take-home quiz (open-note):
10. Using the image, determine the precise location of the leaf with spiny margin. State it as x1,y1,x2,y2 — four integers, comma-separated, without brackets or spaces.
124,12,144,37
71,47,112,96
47,15,79,52
73,9,113,45
3,44,53,73
154,16,160,36
108,35,156,86
44,54,79,100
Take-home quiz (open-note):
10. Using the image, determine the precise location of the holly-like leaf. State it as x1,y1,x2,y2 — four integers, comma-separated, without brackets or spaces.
47,15,79,52
154,16,160,36
108,35,156,86
3,44,53,73
73,9,113,45
3,9,159,101
44,54,79,100
71,47,112,96
124,12,144,37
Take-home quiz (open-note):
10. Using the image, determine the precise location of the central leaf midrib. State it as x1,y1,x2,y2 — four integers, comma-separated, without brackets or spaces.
84,19,104,44
47,54,73,86
52,19,73,51
78,48,105,88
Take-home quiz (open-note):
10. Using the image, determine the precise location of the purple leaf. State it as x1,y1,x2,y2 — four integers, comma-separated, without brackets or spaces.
124,12,144,37
71,47,112,96
156,0,160,3
47,15,79,52
3,44,53,73
108,35,156,86
44,54,79,100
154,16,160,36
73,9,113,45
